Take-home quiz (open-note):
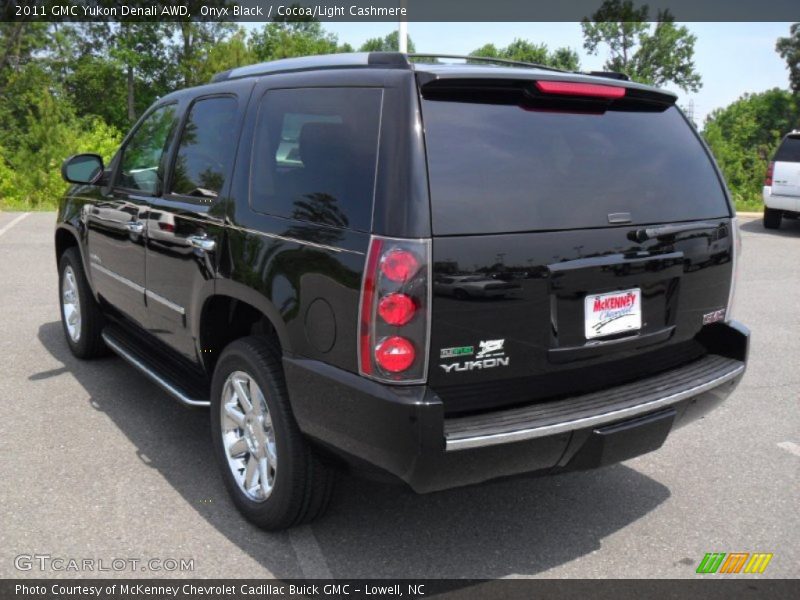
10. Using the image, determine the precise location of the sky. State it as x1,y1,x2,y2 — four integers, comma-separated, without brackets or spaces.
301,22,794,125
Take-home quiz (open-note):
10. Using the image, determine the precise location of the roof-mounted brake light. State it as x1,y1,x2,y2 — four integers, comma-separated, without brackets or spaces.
535,80,626,99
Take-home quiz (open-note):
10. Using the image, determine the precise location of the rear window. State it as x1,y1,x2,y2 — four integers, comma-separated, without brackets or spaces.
774,136,800,162
422,98,730,235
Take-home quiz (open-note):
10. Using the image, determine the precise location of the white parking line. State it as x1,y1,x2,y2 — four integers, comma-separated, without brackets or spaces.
777,441,800,457
0,212,30,239
289,525,332,579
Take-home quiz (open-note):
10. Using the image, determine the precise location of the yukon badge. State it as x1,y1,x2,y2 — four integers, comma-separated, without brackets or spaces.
440,339,509,373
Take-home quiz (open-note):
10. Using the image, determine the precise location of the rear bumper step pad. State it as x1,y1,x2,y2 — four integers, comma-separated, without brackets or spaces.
445,354,744,451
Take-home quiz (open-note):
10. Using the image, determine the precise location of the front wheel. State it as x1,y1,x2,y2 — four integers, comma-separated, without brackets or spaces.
764,207,782,229
58,247,107,358
210,337,334,530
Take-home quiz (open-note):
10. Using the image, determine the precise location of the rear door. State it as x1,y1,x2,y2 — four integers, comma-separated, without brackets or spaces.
420,77,734,414
144,89,249,363
772,133,800,198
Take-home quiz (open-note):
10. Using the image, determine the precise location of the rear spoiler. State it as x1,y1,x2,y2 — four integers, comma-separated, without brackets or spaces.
417,75,677,109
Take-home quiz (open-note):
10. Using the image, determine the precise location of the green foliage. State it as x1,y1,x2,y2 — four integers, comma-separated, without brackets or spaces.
469,39,580,71
582,0,701,92
359,31,416,53
1,17,792,216
0,78,122,210
776,23,800,94
250,21,343,61
195,28,256,84
703,89,800,210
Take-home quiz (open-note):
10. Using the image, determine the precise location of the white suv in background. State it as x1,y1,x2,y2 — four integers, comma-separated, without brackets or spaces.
763,131,800,229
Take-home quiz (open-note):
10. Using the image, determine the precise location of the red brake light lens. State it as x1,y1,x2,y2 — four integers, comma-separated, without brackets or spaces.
374,336,416,373
535,80,626,99
358,236,430,383
359,238,384,375
378,293,416,326
380,248,419,283
765,161,774,186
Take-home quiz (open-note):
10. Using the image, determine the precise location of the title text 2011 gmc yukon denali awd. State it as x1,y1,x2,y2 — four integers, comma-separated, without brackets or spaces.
55,53,750,530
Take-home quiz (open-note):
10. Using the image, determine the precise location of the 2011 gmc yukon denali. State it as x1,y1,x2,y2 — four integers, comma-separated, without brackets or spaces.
55,52,750,530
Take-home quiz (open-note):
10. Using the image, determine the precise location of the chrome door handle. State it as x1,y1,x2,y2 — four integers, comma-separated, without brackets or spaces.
125,221,144,234
188,235,216,252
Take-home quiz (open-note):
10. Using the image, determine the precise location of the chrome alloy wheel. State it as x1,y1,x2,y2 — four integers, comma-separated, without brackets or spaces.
220,371,277,502
61,266,82,342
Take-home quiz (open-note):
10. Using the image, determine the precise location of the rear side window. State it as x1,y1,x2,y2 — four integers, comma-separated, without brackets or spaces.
170,96,238,199
774,136,800,162
422,99,730,235
117,104,177,195
250,87,382,232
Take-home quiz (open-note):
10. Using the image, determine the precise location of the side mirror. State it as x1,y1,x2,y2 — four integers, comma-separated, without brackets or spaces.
62,154,104,185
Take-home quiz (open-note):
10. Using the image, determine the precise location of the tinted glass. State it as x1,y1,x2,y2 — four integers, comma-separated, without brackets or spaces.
775,136,800,162
250,87,382,232
422,100,730,235
117,104,177,195
170,96,238,199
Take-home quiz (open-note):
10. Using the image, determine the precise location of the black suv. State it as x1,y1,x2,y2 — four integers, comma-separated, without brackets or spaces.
56,53,749,530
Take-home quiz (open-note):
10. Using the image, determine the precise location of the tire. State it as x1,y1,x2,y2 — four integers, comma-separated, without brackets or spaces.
58,247,108,359
210,336,334,530
764,207,782,229
453,288,468,300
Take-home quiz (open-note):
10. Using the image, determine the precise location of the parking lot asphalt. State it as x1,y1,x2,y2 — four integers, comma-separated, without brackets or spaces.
0,211,797,579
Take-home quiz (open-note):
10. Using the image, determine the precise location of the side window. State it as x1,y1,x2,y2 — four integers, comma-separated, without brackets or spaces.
250,87,382,232
116,104,178,195
169,96,239,200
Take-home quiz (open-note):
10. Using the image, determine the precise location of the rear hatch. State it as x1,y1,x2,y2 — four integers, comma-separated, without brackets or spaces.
419,75,734,414
772,133,800,197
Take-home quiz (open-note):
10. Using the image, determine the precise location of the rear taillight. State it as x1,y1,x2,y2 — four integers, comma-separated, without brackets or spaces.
380,248,419,283
765,161,774,186
535,80,626,99
378,293,416,326
358,236,431,383
375,336,416,373
726,218,741,322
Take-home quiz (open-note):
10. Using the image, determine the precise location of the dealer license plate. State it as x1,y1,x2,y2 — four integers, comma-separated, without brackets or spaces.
584,288,642,340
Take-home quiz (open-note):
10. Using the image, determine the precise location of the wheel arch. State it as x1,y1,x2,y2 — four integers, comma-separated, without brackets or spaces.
196,284,292,374
55,223,97,298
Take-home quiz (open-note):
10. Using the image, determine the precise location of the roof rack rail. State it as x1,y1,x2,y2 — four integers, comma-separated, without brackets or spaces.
408,53,567,73
211,52,410,83
587,70,630,81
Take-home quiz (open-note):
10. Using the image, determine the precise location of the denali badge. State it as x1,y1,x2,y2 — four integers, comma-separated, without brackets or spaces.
476,339,505,359
440,339,509,373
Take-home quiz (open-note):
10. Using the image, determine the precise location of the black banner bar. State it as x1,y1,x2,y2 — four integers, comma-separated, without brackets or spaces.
2,0,800,23
2,579,799,600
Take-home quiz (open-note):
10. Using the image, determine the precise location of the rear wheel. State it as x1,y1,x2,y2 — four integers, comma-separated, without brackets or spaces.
210,336,334,530
764,207,783,229
58,247,107,359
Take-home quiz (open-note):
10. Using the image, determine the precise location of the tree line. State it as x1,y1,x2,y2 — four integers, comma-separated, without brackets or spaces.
0,4,798,210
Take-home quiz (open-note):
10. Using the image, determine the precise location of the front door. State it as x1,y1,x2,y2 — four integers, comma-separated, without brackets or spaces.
86,102,180,326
